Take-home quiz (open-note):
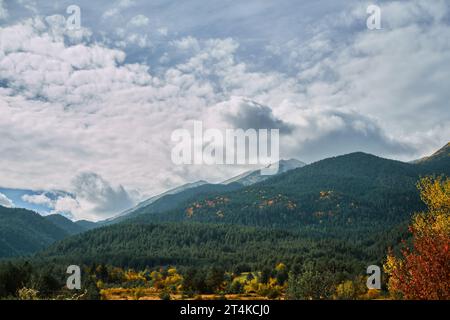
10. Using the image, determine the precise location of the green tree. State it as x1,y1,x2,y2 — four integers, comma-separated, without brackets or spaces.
205,267,225,293
286,265,335,300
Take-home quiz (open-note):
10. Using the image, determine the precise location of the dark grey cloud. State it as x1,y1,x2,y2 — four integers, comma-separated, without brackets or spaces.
72,172,135,217
222,99,293,134
0,192,14,208
289,110,419,163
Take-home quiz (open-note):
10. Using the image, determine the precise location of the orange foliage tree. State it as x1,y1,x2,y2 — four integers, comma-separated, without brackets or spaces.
384,176,450,299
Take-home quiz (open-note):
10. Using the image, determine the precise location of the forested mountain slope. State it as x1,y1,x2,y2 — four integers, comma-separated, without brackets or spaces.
0,207,70,258
131,152,437,236
105,182,243,225
44,214,87,235
38,222,387,276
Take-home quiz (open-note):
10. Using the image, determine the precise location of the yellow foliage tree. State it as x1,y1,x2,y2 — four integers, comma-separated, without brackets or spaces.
275,263,286,272
334,277,367,300
384,176,450,300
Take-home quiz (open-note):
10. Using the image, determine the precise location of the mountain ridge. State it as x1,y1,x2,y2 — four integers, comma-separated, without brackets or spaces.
413,142,450,175
1,143,448,259
44,214,87,235
222,159,306,186
37,146,446,269
104,159,306,225
103,180,209,224
129,150,427,232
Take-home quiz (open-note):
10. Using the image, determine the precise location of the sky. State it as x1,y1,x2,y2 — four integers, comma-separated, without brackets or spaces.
0,0,449,221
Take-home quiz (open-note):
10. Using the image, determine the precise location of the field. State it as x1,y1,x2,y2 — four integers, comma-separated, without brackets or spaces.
100,288,271,300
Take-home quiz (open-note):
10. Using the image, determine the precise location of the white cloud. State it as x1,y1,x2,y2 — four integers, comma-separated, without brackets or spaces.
128,15,150,27
267,0,450,157
126,33,150,48
0,193,14,208
0,0,8,20
0,0,449,220
70,172,136,220
102,0,136,19
118,0,135,8
20,173,137,221
157,27,168,36
22,193,54,206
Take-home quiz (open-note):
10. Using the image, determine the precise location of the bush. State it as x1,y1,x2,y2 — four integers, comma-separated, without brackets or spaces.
286,266,335,300
18,288,39,300
266,288,282,300
159,291,171,300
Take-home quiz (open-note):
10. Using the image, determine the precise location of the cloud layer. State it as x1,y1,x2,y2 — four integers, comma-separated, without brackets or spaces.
0,192,14,208
0,0,449,220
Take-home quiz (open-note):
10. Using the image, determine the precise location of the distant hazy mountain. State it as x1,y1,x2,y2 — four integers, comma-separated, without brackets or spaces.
74,220,98,231
104,182,243,225
222,159,306,186
102,180,209,224
106,159,305,224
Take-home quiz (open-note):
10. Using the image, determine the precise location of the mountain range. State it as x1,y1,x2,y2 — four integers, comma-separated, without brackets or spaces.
0,143,448,266
0,158,306,257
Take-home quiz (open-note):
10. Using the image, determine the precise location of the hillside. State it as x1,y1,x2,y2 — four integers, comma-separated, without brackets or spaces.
44,214,87,235
75,220,98,231
105,180,208,223
26,146,449,278
106,159,305,225
414,142,450,175
130,152,431,236
37,222,378,275
0,207,70,258
6,145,449,265
104,182,243,225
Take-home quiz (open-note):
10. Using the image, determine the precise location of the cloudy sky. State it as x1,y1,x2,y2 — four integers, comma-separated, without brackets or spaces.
0,0,449,220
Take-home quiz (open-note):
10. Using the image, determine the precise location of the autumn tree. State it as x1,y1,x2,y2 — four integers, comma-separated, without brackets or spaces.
274,263,288,286
384,176,450,299
334,276,367,300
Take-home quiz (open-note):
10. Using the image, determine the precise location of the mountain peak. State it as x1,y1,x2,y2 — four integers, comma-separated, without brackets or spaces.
222,158,306,186
414,142,450,164
434,142,450,155
103,180,210,223
278,158,307,168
